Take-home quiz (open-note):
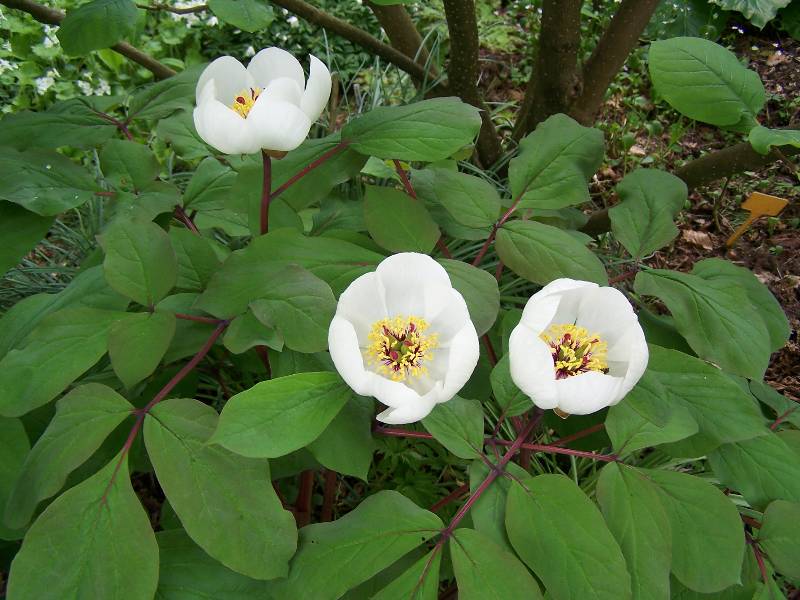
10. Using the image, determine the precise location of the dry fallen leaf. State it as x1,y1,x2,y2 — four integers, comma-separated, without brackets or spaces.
682,229,714,251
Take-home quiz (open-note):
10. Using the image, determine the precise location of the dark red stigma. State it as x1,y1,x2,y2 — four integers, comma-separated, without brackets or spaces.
236,96,246,104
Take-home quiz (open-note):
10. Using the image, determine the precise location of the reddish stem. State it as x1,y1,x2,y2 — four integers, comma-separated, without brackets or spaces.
295,470,315,527
491,438,618,462
429,483,469,513
609,269,637,284
174,205,200,235
435,236,454,259
482,334,498,366
746,531,770,584
373,425,434,440
174,312,223,325
320,469,338,522
94,109,134,141
549,422,606,447
472,196,523,267
260,150,272,235
270,141,350,200
393,159,417,198
770,405,797,430
254,345,272,379
494,260,504,282
94,191,116,197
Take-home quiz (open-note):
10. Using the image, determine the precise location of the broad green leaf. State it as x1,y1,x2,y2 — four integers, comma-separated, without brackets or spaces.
0,419,29,540
439,259,500,336
99,220,178,307
207,0,273,31
145,398,296,580
211,372,351,458
371,550,441,600
342,97,482,161
6,455,158,600
223,309,283,354
691,258,788,351
644,469,745,593
506,474,632,600
609,169,688,257
758,500,800,578
709,0,790,27
0,99,117,150
99,139,159,191
422,396,484,459
750,379,800,429
271,490,442,599
364,185,440,253
156,110,213,159
635,269,771,379
183,158,236,209
412,168,501,229
4,384,133,530
597,463,672,600
748,125,800,155
0,202,53,275
57,0,138,55
225,165,301,236
169,228,226,293
452,528,542,599
779,0,800,37
707,432,800,510
108,311,176,388
106,182,181,225
509,113,605,210
496,220,608,285
490,354,532,417
469,459,530,551
308,396,375,480
606,398,698,455
647,0,729,39
128,64,205,121
156,529,271,599
648,37,765,127
0,147,98,216
0,308,124,417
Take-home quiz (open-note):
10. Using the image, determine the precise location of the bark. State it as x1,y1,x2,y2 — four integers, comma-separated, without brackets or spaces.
442,0,503,167
366,1,435,76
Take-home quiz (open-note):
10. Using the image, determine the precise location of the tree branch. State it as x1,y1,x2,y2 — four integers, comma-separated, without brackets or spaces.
513,0,583,140
365,1,435,77
1,0,176,79
441,0,503,168
569,0,660,124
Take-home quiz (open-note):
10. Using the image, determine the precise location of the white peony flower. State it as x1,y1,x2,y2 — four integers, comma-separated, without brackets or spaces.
509,279,648,416
193,47,332,156
329,253,480,424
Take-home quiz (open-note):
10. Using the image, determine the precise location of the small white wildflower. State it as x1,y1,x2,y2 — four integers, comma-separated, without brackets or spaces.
77,80,93,95
244,45,256,57
35,76,55,94
94,79,111,95
287,15,299,27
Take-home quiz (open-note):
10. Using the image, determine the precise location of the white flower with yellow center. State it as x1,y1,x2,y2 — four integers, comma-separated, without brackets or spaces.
193,47,331,156
329,253,480,424
509,279,648,416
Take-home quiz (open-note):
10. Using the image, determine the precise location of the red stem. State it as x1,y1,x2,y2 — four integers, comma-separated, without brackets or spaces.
320,469,338,522
270,141,350,200
295,470,315,527
472,196,523,267
494,260,504,282
174,312,223,325
609,269,637,284
746,531,770,584
93,109,134,141
254,345,272,378
549,422,606,447
373,425,434,440
393,159,417,198
429,483,469,513
174,205,200,235
260,150,272,235
435,236,454,259
482,335,498,366
770,405,798,430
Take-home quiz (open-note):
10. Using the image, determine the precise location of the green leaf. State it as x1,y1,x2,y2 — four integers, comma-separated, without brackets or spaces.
439,259,500,336
342,97,482,161
57,0,138,55
156,529,271,599
156,110,214,159
0,99,117,150
371,550,441,600
183,157,236,209
748,125,800,154
422,396,484,459
128,64,205,121
412,168,501,229
644,469,745,593
145,398,296,580
606,397,698,456
99,220,178,307
609,169,688,258
490,354,532,417
758,500,800,578
509,113,605,210
4,384,133,530
709,0,790,27
271,490,443,599
6,455,158,600
364,185,440,253
223,309,283,354
99,139,159,191
0,147,98,216
596,463,672,600
169,228,226,293
647,0,729,39
0,308,124,417
451,528,543,599
648,37,765,127
634,269,771,379
0,202,53,276
750,379,800,429
506,474,632,600
469,459,530,551
211,372,351,458
207,0,274,31
0,418,29,540
779,0,800,37
307,396,375,480
496,220,608,285
108,311,177,388
707,432,800,510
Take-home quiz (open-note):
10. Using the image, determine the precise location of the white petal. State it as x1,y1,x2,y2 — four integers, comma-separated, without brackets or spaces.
328,316,372,396
247,97,312,152
376,253,452,316
613,325,649,402
377,397,437,424
520,278,597,334
575,286,639,348
247,47,305,91
300,54,332,121
196,56,253,105
334,272,388,346
554,371,624,415
437,322,480,401
260,76,303,106
193,97,260,155
509,322,558,409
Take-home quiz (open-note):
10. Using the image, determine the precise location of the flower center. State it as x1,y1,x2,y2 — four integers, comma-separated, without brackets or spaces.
540,323,608,379
230,87,262,118
366,316,438,382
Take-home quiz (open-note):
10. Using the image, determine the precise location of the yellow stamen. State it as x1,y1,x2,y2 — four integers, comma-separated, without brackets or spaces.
540,323,608,379
366,316,438,382
230,87,262,118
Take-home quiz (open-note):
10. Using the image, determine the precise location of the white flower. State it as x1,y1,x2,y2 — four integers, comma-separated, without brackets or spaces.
509,279,648,416
329,253,480,424
34,75,54,94
193,47,332,155
76,80,92,95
